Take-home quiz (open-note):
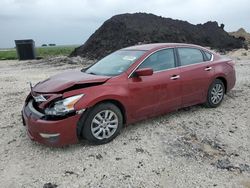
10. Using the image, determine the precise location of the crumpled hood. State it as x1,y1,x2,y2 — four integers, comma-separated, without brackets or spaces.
33,70,110,93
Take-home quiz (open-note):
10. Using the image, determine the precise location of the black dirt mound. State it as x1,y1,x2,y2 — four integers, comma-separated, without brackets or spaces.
71,13,243,59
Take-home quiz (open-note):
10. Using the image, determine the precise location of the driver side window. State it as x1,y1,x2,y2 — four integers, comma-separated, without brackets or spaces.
138,49,176,72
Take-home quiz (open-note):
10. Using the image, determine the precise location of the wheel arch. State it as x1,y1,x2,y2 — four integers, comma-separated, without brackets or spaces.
215,76,227,93
76,99,127,139
93,99,127,124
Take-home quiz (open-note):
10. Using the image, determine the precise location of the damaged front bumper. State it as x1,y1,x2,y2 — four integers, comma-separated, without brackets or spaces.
22,100,82,147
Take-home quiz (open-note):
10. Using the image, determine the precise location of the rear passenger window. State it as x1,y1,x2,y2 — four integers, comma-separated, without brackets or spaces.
139,49,175,72
204,51,212,61
178,48,204,66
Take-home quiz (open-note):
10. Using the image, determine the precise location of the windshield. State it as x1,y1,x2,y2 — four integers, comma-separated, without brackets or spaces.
84,50,146,76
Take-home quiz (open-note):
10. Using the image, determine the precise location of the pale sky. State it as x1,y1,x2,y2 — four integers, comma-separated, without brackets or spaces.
0,0,249,48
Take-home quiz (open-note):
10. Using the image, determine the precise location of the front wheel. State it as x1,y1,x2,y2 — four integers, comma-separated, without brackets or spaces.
205,79,225,108
81,103,123,144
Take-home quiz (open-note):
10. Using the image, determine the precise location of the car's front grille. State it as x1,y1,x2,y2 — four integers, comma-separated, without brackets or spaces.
30,92,62,111
27,100,45,118
32,100,45,113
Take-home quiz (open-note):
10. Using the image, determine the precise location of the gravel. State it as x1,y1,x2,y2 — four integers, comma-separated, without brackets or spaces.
0,53,250,188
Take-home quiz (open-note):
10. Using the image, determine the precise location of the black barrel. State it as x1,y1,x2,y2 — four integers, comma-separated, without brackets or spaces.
15,39,36,60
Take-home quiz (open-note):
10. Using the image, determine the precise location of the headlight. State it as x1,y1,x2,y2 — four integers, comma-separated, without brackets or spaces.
45,94,84,116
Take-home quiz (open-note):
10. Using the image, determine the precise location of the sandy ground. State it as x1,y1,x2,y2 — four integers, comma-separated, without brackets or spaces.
0,51,250,188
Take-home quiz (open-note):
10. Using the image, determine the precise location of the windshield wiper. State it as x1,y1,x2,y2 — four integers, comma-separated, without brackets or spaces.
87,72,97,75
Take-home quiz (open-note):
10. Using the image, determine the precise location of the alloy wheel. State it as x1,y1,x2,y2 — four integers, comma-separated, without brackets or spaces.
91,110,119,140
211,83,224,104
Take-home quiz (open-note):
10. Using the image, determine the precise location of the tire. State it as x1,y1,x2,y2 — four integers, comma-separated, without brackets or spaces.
205,79,225,108
81,103,123,144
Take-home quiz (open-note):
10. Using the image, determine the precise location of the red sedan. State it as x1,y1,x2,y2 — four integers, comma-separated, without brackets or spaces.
22,43,236,146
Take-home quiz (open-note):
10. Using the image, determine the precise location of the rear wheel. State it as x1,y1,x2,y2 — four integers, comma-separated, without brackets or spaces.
81,103,123,144
205,79,225,108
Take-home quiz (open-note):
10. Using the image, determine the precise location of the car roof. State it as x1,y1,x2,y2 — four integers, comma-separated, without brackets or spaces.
122,43,206,51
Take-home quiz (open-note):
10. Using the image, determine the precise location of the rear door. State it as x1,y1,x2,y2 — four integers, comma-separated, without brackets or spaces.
127,48,181,120
177,47,214,107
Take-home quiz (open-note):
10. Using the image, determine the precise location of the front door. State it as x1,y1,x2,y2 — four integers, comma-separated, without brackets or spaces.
127,48,182,121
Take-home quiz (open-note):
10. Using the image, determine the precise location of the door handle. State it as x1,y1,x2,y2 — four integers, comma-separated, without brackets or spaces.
204,67,212,71
170,75,180,80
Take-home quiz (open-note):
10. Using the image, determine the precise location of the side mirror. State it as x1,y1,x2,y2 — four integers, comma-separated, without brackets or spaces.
134,68,153,77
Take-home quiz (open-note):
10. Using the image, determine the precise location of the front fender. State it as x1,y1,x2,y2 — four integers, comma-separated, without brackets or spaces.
63,83,131,119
